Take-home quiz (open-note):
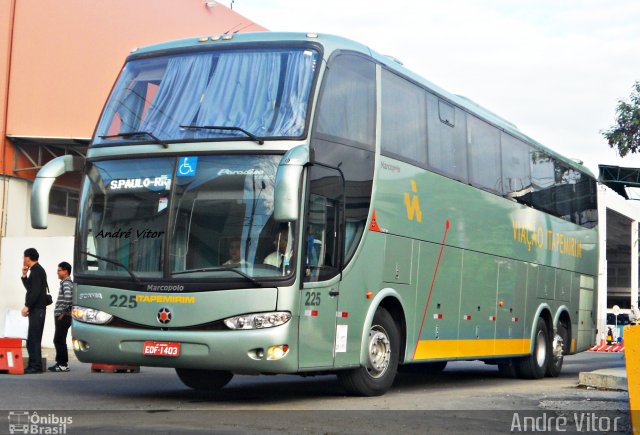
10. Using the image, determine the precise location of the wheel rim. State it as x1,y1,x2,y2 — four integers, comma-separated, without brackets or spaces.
366,325,391,379
551,333,564,365
535,329,547,367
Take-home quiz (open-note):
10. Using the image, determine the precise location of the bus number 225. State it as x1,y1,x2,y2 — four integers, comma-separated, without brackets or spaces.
109,295,138,308
305,291,321,306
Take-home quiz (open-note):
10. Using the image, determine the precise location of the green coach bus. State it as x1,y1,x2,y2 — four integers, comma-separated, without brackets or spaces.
31,32,597,396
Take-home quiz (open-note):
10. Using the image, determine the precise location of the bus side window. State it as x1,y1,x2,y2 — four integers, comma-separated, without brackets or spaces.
311,52,375,267
315,53,375,150
427,94,468,182
380,68,427,166
501,132,532,202
304,166,344,282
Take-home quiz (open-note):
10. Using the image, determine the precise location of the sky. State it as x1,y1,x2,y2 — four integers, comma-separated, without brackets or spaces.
226,0,640,177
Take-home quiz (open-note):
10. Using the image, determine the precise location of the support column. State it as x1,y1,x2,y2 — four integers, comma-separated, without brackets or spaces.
596,185,608,344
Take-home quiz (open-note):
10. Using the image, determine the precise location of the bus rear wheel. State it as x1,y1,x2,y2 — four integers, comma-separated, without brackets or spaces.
546,323,569,377
515,317,550,379
337,308,399,396
175,368,233,391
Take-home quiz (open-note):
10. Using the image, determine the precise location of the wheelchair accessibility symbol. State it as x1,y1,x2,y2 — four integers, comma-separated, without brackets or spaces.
177,157,198,177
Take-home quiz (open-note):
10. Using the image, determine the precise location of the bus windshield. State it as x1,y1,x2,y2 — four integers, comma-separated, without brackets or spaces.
77,155,295,283
93,46,320,145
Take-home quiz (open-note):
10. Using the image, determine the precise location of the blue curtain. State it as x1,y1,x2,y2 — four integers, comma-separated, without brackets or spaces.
196,52,281,137
117,49,316,141
139,55,213,138
270,51,316,136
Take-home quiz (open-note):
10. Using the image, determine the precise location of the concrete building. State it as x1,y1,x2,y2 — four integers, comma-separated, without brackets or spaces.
598,166,640,340
0,0,264,345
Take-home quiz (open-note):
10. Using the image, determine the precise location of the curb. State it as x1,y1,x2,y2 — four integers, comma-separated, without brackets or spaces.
578,369,628,391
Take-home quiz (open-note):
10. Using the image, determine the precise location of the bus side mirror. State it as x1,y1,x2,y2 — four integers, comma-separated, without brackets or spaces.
274,145,311,222
31,155,84,229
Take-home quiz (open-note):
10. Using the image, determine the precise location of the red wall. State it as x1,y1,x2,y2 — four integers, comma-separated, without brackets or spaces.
1,0,266,177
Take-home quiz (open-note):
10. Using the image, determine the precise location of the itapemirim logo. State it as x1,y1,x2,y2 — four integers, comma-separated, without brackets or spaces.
7,411,72,434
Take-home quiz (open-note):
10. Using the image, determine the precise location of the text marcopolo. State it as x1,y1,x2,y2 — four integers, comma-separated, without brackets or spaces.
147,284,185,292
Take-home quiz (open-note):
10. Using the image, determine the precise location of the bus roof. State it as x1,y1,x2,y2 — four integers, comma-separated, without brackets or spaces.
130,32,594,179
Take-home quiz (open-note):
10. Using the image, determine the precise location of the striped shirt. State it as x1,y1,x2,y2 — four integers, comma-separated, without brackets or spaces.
54,277,73,317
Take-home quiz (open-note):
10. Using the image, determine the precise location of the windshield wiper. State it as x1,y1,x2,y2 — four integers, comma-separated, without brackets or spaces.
81,251,141,283
99,131,169,148
179,125,264,145
172,266,262,287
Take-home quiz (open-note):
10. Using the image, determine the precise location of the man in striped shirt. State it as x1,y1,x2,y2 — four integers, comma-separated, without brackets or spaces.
48,261,73,372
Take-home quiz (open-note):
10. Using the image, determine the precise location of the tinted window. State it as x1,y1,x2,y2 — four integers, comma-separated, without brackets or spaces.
438,100,454,126
528,150,556,215
427,94,467,180
49,188,68,216
48,188,79,218
515,149,598,228
555,163,580,222
381,69,427,166
501,133,532,200
468,115,501,193
315,54,376,149
304,165,344,282
574,177,598,228
312,53,376,267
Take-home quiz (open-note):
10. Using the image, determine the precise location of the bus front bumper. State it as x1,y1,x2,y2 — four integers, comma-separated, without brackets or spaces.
71,320,299,374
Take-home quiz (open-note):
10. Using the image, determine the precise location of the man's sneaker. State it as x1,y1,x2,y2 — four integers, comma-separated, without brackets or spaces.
47,364,69,372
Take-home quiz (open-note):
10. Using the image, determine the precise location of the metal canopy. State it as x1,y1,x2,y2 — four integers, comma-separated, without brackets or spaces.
7,136,88,173
598,165,640,199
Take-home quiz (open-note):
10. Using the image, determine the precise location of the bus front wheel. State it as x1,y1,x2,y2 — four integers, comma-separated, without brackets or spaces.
337,308,400,396
175,368,233,390
515,317,550,379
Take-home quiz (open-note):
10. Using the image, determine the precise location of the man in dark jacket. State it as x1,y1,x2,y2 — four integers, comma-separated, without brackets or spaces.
21,248,47,374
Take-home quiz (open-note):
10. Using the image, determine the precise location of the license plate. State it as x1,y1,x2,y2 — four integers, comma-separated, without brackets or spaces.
143,341,181,357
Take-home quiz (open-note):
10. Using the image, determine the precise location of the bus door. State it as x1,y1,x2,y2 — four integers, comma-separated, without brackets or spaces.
298,165,344,369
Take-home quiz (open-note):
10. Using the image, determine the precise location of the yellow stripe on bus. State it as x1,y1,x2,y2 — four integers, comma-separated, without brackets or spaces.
413,338,531,360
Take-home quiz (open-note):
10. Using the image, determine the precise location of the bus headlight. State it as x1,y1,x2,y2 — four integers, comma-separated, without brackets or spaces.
72,306,113,324
224,312,291,330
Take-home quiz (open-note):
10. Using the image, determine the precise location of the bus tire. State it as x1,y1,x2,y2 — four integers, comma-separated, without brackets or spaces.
337,308,399,396
546,323,569,378
175,368,233,390
515,317,550,379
